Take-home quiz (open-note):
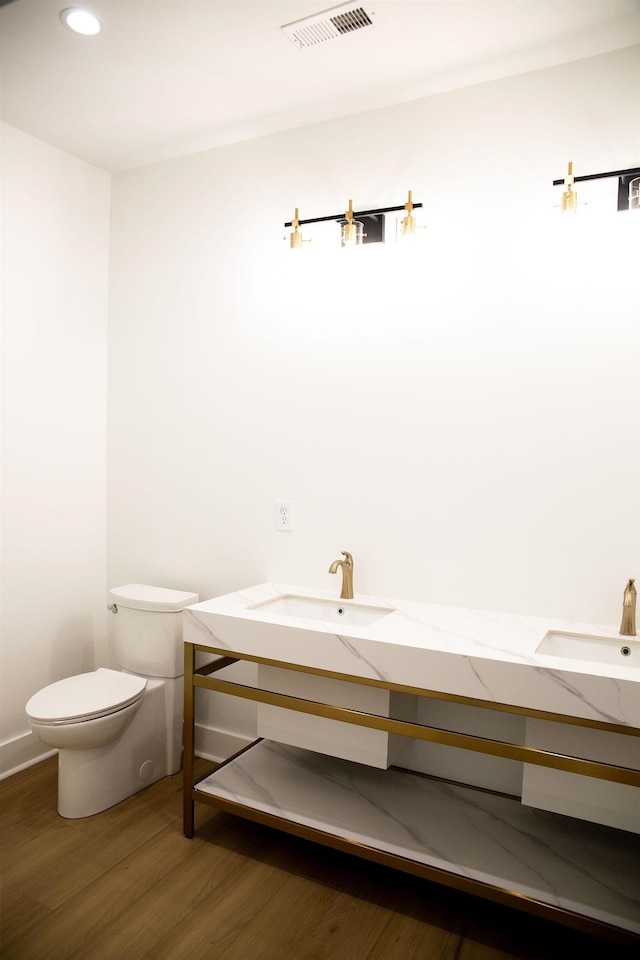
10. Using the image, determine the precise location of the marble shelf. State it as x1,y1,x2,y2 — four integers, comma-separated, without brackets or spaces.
195,739,640,939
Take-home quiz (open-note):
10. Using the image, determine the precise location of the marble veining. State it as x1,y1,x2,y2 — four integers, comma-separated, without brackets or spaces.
197,740,640,933
183,582,640,727
334,634,392,683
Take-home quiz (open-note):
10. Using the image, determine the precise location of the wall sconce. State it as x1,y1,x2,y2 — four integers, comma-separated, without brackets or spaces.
561,162,577,213
283,192,423,249
288,208,305,249
340,199,366,246
553,162,640,212
401,190,417,235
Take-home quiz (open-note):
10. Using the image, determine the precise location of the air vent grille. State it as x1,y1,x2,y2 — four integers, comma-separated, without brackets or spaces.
332,8,373,35
282,3,376,49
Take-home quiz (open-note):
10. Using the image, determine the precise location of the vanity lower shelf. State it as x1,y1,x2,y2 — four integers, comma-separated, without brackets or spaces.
193,739,640,943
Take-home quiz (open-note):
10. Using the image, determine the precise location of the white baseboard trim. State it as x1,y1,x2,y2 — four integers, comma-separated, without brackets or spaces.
0,724,250,782
0,731,57,781
194,723,252,764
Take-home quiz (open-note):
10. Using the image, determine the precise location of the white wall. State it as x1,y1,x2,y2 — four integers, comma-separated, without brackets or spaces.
108,47,639,752
0,124,110,776
0,51,635,781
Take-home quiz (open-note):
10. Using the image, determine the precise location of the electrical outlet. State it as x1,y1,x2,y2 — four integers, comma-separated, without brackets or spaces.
276,500,294,532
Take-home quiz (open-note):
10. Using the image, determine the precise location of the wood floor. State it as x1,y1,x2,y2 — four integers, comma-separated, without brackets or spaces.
0,757,635,960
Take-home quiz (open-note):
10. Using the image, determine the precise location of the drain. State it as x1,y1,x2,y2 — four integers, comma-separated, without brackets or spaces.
621,646,632,657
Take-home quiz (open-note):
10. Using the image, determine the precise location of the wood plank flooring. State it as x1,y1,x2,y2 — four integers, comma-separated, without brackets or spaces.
0,757,635,959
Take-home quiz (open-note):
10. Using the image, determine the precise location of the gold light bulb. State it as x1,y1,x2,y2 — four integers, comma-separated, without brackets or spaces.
401,189,416,235
341,199,365,246
561,162,577,213
289,208,303,249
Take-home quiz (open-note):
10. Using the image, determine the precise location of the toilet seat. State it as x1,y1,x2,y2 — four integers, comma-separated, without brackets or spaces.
26,668,146,725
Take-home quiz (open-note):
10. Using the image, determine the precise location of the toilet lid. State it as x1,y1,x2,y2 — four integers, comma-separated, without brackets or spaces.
26,668,146,723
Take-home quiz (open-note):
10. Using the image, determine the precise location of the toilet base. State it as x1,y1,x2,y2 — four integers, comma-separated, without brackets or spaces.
57,678,180,818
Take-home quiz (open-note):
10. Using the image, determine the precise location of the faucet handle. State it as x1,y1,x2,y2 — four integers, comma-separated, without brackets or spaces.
341,551,353,566
620,578,637,637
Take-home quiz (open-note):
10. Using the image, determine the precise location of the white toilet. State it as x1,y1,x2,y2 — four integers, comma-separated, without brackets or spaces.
25,583,198,819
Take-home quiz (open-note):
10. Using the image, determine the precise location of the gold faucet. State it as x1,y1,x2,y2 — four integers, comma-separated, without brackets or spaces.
620,578,636,636
329,551,354,600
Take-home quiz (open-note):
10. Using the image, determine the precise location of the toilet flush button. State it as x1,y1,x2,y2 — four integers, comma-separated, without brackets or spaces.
139,760,155,782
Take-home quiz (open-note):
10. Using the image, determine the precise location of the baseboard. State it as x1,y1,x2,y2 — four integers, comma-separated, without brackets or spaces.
0,731,57,781
0,725,250,781
194,723,252,764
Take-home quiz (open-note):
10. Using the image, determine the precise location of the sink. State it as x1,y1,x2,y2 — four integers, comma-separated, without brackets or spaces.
536,631,639,667
249,594,395,629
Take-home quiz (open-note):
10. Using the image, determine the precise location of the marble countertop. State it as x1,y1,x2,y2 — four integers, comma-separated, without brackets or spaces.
183,582,640,729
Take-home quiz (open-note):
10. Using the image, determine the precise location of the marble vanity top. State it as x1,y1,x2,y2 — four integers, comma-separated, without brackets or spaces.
183,583,640,729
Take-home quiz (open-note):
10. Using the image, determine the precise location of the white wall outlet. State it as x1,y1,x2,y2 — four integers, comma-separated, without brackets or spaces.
276,500,294,532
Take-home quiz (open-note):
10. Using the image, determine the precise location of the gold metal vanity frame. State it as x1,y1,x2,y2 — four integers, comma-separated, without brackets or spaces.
183,641,640,946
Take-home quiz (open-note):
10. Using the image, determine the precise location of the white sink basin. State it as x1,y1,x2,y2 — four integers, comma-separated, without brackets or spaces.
536,631,639,667
249,594,395,629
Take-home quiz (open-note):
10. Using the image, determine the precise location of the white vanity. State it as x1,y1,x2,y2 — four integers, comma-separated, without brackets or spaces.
182,583,640,945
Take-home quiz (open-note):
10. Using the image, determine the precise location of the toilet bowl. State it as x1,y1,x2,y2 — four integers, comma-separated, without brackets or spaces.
25,584,198,818
26,669,146,750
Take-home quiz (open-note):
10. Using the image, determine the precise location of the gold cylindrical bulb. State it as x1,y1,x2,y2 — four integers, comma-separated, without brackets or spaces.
289,207,303,249
561,162,577,213
401,213,416,235
401,189,417,235
340,199,365,246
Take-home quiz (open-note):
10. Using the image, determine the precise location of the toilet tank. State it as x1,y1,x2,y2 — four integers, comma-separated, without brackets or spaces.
108,584,199,678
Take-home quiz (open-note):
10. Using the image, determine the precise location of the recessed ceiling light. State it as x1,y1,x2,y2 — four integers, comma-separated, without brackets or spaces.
60,8,103,36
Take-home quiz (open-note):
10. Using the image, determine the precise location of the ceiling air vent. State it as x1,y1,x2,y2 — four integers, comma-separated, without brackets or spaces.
282,3,376,49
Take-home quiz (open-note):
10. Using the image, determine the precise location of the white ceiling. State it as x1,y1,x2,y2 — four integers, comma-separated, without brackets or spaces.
1,0,639,172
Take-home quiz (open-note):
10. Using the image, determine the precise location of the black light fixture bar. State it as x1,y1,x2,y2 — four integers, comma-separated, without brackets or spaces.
284,202,423,228
552,166,640,186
